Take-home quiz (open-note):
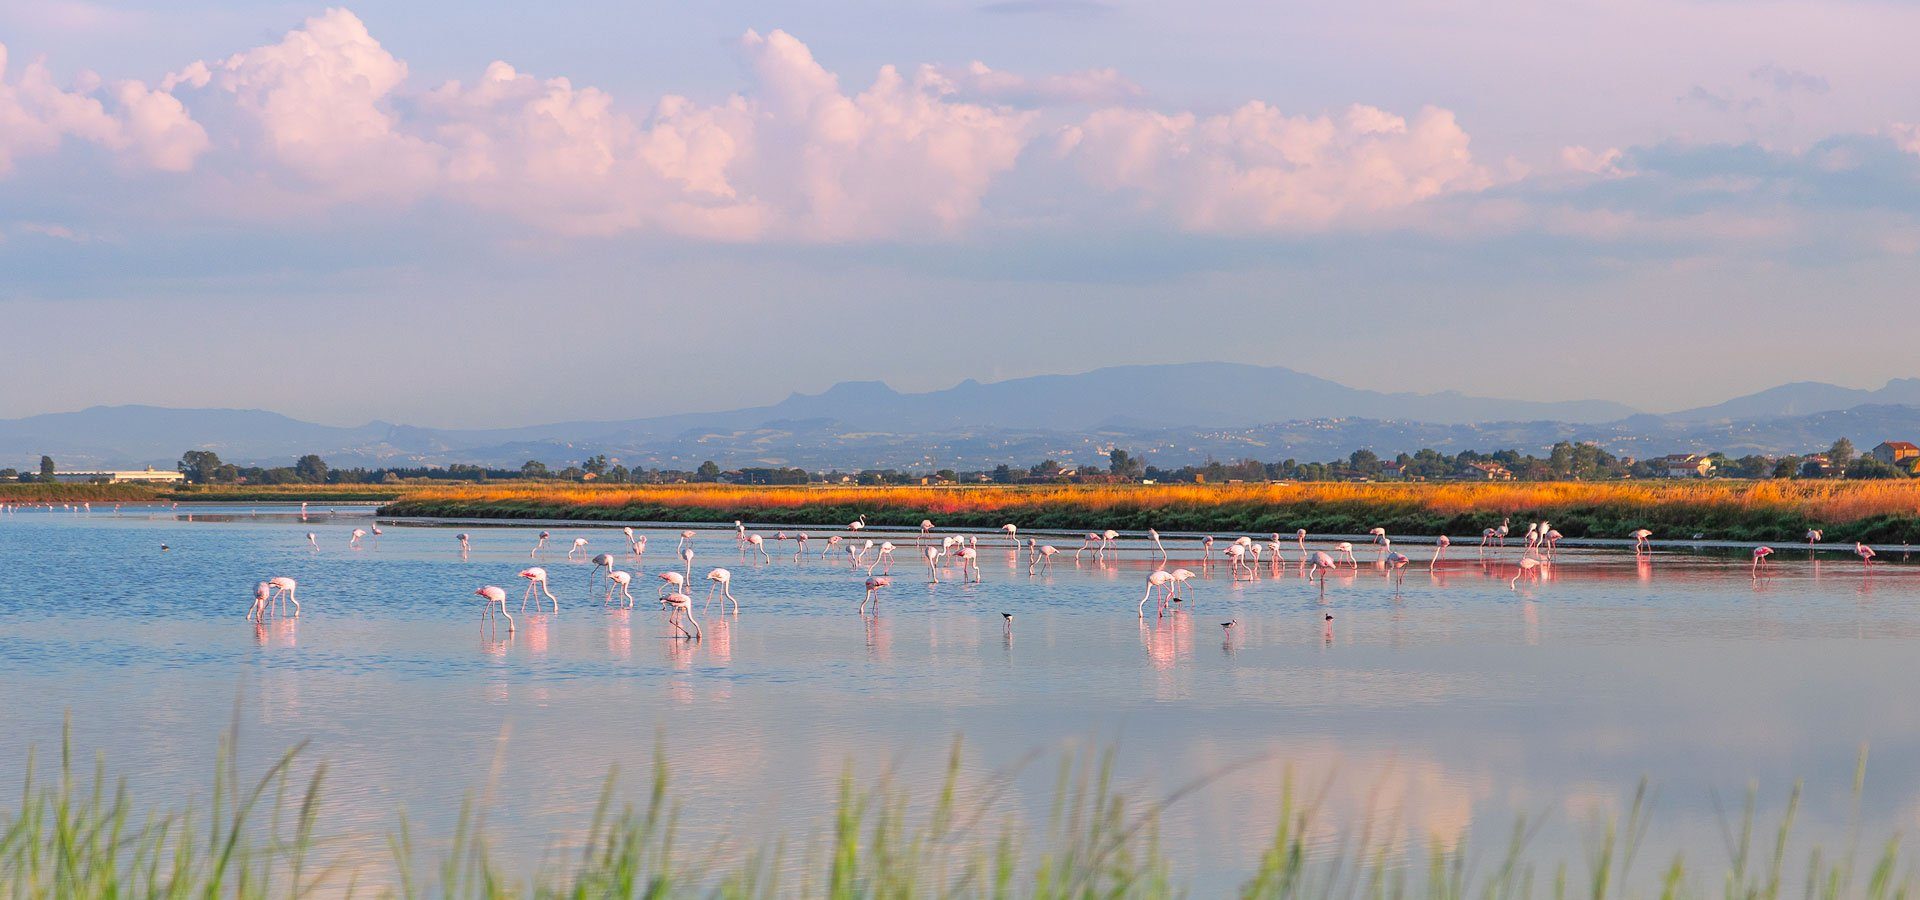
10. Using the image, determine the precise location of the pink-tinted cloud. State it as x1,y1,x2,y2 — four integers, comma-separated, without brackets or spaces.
0,42,206,174
1058,102,1491,232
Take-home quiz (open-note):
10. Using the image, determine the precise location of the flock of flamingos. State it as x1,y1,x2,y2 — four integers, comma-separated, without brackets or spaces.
3,501,1890,642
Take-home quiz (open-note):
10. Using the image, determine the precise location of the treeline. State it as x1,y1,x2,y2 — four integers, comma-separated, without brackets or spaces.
10,436,1909,488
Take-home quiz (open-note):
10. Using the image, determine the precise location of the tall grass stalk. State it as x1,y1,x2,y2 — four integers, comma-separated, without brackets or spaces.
1,724,1913,898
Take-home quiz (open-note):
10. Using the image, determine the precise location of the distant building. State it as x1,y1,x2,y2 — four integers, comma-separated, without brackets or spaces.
1658,454,1716,478
49,466,186,484
1457,461,1513,481
1800,454,1834,477
1870,441,1919,466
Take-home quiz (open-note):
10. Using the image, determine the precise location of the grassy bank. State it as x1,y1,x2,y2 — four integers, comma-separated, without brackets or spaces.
377,481,1920,543
0,723,1902,898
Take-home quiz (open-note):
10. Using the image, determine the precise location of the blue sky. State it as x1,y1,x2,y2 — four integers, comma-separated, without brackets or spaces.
4,0,1920,428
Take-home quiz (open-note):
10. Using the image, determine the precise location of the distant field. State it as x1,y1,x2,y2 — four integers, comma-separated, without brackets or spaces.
376,480,1920,542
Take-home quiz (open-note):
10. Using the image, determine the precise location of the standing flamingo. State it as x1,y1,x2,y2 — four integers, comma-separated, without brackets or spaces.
920,520,935,543
350,528,366,548
1224,543,1250,579
1385,552,1411,588
1308,552,1337,587
1630,529,1653,552
370,524,382,546
590,553,615,595
1368,527,1388,545
925,546,941,583
633,535,648,559
1168,568,1197,600
518,567,558,613
705,568,737,612
474,586,514,631
457,533,471,555
607,571,634,606
849,515,867,533
266,577,300,617
568,537,590,560
1031,545,1058,573
248,582,270,621
823,535,843,559
1141,571,1175,616
1510,557,1542,589
1856,542,1877,567
662,592,701,639
1333,541,1357,566
1201,536,1216,570
1100,530,1120,560
1751,546,1773,575
681,546,695,578
1805,529,1823,548
794,532,809,560
1495,518,1511,546
1295,529,1308,552
956,546,981,582
306,532,318,550
1148,528,1167,559
656,571,687,597
870,541,895,574
1430,535,1451,570
532,531,550,557
1001,523,1018,544
623,526,638,553
860,576,890,614
746,533,770,563
677,530,698,553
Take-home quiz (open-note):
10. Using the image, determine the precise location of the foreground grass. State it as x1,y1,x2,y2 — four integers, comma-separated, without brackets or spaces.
379,481,1920,542
2,722,1908,899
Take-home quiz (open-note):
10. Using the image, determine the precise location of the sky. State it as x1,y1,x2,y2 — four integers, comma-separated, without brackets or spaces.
5,0,1920,428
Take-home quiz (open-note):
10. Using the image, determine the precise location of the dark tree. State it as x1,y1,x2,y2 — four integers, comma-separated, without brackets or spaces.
695,461,722,482
178,450,226,484
293,454,329,484
40,456,56,479
521,460,550,478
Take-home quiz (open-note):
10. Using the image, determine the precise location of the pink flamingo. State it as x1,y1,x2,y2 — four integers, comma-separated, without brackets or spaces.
656,571,687,597
1100,530,1120,560
1805,529,1823,548
1168,568,1196,600
849,515,867,533
1141,571,1174,616
590,553,615,595
1544,530,1562,555
474,585,514,631
662,592,701,639
1495,518,1511,546
247,582,270,621
1368,527,1388,545
1430,535,1451,569
370,524,382,546
822,535,843,559
1295,529,1307,552
677,530,697,553
1001,523,1018,544
532,530,550,556
518,567,558,612
920,520,935,543
955,546,981,582
705,568,737,612
1308,552,1337,587
1751,546,1773,575
568,537,589,559
1333,542,1357,566
1385,551,1411,588
1510,557,1542,589
1200,536,1215,570
266,577,299,617
1630,529,1653,552
623,526,638,552
681,546,695,578
607,571,634,606
633,535,648,559
1224,543,1250,579
794,532,809,560
870,542,895,575
1030,544,1058,573
924,546,941,582
457,533,471,555
1856,542,1877,567
349,528,366,548
1148,528,1167,559
1075,533,1100,562
746,533,770,563
306,532,318,550
860,576,890,613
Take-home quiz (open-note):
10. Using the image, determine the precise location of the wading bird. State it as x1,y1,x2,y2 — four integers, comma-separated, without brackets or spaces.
1001,523,1018,544
1752,546,1773,575
1030,544,1058,573
656,571,687,597
1510,557,1542,589
677,530,697,553
1805,529,1823,547
623,526,637,553
1385,552,1410,588
1308,552,1337,587
518,567,557,613
1430,535,1450,570
1148,528,1167,559
746,533,770,563
532,531,550,556
1368,527,1388,545
849,515,867,533
681,546,695,578
860,576,890,614
705,568,737,612
956,547,981,582
1296,529,1308,552
474,585,514,631
457,533,470,555
1141,570,1175,616
662,592,700,639
306,532,318,550
1856,542,1877,567
925,546,941,582
247,582,269,622
1630,529,1653,552
607,571,634,606
266,576,300,617
568,537,590,560
1333,542,1357,566
870,542,895,575
920,520,935,542
590,553,615,594
350,528,366,548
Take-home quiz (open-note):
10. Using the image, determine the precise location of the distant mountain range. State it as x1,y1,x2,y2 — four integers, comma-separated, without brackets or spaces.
4,363,1918,471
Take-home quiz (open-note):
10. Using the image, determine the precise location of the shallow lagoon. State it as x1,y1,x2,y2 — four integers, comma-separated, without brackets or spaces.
3,503,1919,891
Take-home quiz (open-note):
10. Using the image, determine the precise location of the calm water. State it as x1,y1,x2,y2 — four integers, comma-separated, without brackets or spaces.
4,503,1920,891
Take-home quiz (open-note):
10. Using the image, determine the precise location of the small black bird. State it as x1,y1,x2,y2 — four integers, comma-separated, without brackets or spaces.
160,544,170,551
1220,619,1236,630
1323,613,1333,622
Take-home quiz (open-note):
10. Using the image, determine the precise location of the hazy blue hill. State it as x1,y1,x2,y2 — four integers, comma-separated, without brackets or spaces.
4,366,1919,470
